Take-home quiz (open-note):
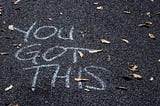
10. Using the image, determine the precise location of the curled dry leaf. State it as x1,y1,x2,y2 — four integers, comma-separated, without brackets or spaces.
107,55,111,61
116,86,127,90
146,12,151,17
8,25,14,30
123,11,131,14
121,39,129,43
13,43,22,48
156,12,160,15
149,33,156,39
5,85,13,91
89,49,103,53
48,18,53,21
8,103,19,106
3,21,6,24
130,74,142,79
100,39,111,44
84,88,90,91
13,0,21,4
96,6,103,10
74,78,89,82
0,7,3,15
0,52,8,55
78,31,86,37
150,77,154,81
138,21,152,27
78,51,84,57
93,2,99,5
128,64,138,71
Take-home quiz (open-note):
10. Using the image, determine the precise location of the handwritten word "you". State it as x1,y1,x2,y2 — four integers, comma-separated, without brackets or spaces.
14,22,74,42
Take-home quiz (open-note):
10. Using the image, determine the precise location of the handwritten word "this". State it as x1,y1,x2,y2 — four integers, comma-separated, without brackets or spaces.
14,22,74,42
23,64,110,91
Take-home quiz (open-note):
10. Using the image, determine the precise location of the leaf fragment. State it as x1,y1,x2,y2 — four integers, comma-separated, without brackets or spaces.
123,11,131,14
149,33,156,39
8,25,14,30
48,18,53,21
84,88,90,91
8,103,18,106
0,52,8,55
93,2,99,5
150,77,154,81
128,64,138,71
13,43,22,48
89,49,103,53
121,38,129,43
100,39,111,44
138,21,153,27
74,78,89,82
78,31,86,37
156,12,160,15
130,74,142,79
96,6,103,10
13,0,21,4
78,51,84,57
146,12,151,17
116,86,127,90
0,7,3,15
5,85,13,91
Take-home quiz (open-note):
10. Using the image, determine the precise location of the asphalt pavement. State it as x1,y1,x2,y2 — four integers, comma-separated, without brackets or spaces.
0,0,160,106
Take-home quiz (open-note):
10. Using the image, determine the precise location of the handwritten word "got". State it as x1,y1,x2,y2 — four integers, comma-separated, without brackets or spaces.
14,22,74,42
15,44,97,64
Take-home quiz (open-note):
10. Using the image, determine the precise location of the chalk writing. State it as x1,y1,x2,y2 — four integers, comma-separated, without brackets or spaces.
14,22,37,42
15,44,96,64
14,22,75,42
14,21,112,91
23,64,110,91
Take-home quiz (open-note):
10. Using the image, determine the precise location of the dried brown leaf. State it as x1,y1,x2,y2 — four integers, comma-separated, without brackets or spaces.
0,52,8,55
116,86,127,90
8,25,14,30
128,64,138,71
121,39,129,43
123,11,131,14
78,51,84,57
149,33,156,39
78,31,86,37
74,78,89,82
8,104,18,106
156,12,160,15
13,0,21,4
150,77,154,81
131,74,142,79
138,21,152,27
13,43,22,48
89,49,103,53
100,39,111,44
48,18,53,21
0,7,3,15
84,88,90,91
146,12,151,17
96,6,103,10
5,85,13,91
